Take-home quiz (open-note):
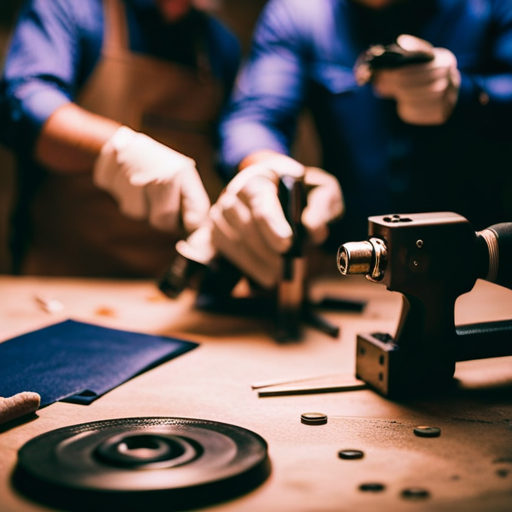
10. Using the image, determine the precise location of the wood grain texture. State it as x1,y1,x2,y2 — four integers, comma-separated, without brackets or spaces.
0,276,510,512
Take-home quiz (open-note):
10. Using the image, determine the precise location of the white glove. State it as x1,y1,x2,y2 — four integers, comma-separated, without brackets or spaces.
208,155,344,288
372,34,461,125
93,126,210,233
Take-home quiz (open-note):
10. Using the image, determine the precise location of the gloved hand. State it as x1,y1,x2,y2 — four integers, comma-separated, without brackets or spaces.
372,34,461,125
93,126,210,233
208,155,344,288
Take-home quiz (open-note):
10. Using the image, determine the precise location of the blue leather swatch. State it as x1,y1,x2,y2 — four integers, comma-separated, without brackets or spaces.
0,319,199,407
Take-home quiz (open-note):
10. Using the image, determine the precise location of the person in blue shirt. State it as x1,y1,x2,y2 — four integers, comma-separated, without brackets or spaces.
196,0,512,288
0,0,240,277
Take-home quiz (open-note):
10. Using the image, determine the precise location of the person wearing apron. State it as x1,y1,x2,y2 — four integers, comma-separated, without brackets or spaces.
0,0,240,277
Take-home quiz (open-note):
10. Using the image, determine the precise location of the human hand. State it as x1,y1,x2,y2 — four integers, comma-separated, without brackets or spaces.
372,34,461,125
208,155,344,288
0,392,41,425
93,126,210,233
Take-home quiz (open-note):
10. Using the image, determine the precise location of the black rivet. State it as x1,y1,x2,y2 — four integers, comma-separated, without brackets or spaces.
359,483,385,492
401,488,430,500
413,426,441,438
301,412,327,425
496,469,509,478
338,449,364,460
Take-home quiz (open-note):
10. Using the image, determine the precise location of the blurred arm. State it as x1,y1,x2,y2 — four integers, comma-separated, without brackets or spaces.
35,103,120,173
0,0,104,168
219,0,308,174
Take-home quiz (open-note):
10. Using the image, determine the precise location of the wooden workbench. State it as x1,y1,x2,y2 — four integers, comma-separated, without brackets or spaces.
0,275,511,512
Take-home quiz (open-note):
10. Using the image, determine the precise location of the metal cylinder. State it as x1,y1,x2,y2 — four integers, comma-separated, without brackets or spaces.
337,238,388,281
337,241,374,275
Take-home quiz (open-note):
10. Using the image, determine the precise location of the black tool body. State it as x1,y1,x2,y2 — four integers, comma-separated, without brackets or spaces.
338,212,512,397
275,175,307,341
354,38,434,85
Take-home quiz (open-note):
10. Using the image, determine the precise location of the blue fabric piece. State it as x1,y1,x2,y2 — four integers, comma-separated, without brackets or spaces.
0,319,199,407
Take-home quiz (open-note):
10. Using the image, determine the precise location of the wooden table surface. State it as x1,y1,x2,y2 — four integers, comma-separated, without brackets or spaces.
0,274,511,512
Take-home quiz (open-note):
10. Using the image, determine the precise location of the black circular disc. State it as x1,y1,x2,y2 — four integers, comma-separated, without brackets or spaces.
13,417,271,511
413,426,441,438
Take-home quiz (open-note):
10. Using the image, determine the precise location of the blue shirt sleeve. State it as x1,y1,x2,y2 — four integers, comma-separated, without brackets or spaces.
219,0,310,173
0,0,103,155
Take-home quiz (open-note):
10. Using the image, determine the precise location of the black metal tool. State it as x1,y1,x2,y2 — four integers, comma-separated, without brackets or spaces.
274,175,306,341
354,35,435,86
158,174,346,341
337,212,512,397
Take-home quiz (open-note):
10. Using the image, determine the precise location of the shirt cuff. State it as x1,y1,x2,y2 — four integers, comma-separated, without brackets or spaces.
22,85,71,131
11,84,71,154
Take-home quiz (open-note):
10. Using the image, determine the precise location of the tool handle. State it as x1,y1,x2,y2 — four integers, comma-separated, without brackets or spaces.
354,38,434,85
278,175,305,259
158,254,206,298
455,319,512,361
275,175,306,342
477,222,512,290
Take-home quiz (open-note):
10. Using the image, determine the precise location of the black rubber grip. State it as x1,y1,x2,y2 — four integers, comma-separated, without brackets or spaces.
455,319,512,361
278,176,305,258
158,254,206,298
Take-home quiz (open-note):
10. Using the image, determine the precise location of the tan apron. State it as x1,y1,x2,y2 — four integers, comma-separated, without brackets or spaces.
23,0,224,277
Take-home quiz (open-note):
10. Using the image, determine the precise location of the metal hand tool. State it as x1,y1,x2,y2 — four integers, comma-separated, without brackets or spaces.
337,212,512,397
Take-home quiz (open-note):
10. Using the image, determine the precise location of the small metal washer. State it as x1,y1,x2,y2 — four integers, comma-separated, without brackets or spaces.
300,413,328,426
401,487,430,500
413,426,441,438
338,449,364,460
359,483,385,493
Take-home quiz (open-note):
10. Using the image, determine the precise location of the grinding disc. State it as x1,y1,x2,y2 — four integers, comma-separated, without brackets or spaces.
13,417,271,511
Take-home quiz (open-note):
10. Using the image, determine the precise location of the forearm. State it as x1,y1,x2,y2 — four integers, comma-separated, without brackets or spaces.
35,103,121,173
